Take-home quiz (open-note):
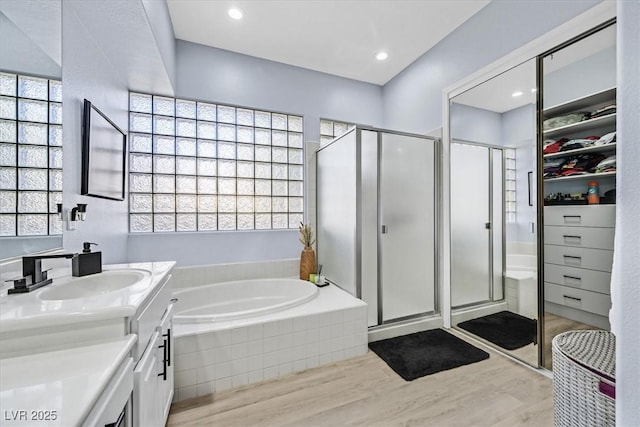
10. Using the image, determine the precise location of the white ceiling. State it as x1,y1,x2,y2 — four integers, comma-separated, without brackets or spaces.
452,23,615,114
167,0,489,85
453,59,537,113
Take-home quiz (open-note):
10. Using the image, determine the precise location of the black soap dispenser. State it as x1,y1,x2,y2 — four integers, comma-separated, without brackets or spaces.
72,242,102,277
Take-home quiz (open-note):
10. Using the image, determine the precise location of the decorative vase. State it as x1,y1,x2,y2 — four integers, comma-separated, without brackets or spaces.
300,246,316,281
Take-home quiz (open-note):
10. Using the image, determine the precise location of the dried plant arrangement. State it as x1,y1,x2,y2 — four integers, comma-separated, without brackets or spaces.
298,222,316,248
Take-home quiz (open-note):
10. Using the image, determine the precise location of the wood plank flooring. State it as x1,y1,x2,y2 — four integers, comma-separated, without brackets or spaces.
168,329,553,427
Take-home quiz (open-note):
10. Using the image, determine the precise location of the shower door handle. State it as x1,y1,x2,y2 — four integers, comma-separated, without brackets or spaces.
381,225,388,234
485,222,492,229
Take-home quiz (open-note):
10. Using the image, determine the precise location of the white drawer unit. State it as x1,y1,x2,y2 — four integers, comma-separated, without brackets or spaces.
545,282,611,317
544,245,614,273
544,263,611,295
543,205,615,327
131,274,172,361
544,226,615,250
544,205,615,227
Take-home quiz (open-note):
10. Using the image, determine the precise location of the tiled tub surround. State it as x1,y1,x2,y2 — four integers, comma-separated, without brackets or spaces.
172,284,368,402
169,258,299,289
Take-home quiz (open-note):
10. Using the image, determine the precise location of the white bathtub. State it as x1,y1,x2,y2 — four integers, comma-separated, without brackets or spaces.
173,278,319,323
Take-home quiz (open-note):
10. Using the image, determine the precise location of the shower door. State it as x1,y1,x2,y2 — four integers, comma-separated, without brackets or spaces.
379,133,435,322
450,142,503,308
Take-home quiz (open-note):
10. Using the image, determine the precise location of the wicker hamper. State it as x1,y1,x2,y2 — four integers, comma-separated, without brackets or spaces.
552,330,616,426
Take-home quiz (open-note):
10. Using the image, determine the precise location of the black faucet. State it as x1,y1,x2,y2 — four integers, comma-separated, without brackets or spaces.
7,253,77,294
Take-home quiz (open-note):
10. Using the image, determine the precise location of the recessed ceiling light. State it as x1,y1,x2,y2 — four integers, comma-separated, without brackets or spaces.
512,91,523,97
228,8,243,20
375,51,388,61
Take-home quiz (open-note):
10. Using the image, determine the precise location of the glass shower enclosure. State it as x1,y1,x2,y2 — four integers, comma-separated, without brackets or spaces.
316,127,438,328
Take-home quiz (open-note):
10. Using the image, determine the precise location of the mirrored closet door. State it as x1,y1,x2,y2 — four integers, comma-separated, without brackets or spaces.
539,21,616,369
449,58,539,367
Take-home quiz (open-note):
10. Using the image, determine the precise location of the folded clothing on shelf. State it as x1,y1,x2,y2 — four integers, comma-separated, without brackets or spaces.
543,138,569,154
544,156,569,178
543,112,591,131
560,153,607,176
590,104,616,119
559,136,600,151
595,155,616,173
594,131,616,146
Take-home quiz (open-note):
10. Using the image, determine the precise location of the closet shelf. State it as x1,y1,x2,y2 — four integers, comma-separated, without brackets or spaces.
543,87,616,118
544,143,616,159
543,114,616,139
544,171,616,183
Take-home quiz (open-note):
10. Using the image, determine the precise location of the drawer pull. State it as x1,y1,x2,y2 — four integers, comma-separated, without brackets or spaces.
563,274,582,284
563,295,582,302
563,255,582,266
562,215,581,224
563,235,582,244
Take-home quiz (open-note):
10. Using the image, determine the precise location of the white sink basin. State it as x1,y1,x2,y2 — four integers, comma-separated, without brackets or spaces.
39,269,151,300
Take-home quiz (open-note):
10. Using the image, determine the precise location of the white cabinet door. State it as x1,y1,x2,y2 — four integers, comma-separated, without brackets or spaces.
157,303,175,424
134,331,161,427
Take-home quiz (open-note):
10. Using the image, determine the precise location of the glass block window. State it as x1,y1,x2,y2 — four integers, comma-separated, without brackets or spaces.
505,148,516,223
0,72,62,237
320,119,355,146
129,92,304,232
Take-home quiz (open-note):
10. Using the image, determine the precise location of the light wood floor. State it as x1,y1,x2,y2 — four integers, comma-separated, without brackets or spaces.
454,312,597,370
168,330,553,427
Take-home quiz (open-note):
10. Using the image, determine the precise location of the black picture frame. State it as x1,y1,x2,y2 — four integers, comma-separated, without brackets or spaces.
81,99,127,201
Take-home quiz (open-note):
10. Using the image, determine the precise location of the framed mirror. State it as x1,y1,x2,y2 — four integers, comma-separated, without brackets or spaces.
81,99,126,201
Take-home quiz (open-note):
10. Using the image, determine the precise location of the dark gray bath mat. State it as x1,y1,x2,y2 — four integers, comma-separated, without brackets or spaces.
368,329,490,381
457,310,537,350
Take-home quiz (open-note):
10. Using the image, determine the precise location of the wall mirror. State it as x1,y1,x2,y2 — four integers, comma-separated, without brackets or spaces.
449,58,539,367
0,0,63,259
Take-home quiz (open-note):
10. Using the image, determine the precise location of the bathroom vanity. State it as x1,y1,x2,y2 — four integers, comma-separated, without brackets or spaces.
0,261,175,426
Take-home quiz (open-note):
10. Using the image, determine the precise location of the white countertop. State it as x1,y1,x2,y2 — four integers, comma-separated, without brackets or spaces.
0,261,175,333
0,335,136,426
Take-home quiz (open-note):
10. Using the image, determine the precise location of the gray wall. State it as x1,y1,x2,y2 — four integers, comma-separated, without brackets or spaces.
382,0,601,134
127,40,384,267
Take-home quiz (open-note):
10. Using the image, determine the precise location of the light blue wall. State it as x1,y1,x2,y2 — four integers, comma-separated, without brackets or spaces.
502,104,536,243
62,1,130,263
175,40,383,140
450,103,501,144
544,45,616,108
141,0,177,89
127,41,384,267
0,13,61,78
382,0,602,134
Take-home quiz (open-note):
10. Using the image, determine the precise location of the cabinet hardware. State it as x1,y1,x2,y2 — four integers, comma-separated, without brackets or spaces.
563,255,582,265
563,295,582,301
381,225,387,234
563,235,582,243
158,341,167,380
562,215,581,224
163,328,171,366
563,274,582,282
485,222,492,229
